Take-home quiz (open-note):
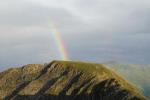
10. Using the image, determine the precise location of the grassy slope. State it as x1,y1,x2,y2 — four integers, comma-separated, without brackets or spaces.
0,64,44,98
54,61,146,99
106,64,150,99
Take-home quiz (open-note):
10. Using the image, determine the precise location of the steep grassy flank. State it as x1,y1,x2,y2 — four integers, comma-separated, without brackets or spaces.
106,63,150,99
52,60,147,99
0,64,44,98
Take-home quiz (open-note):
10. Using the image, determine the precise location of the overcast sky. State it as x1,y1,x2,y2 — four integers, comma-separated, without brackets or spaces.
0,0,150,71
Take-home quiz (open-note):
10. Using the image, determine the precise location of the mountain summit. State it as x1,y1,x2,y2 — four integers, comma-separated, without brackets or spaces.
0,61,147,100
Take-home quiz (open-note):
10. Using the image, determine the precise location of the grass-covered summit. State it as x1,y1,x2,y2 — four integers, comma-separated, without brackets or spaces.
0,60,147,100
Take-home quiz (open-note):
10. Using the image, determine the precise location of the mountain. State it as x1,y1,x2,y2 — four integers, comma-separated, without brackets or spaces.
106,64,150,99
0,61,147,100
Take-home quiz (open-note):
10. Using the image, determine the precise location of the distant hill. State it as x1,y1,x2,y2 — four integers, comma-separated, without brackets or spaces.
106,64,150,99
0,61,147,100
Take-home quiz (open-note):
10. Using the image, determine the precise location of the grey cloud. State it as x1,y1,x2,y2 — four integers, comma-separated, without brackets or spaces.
0,0,150,71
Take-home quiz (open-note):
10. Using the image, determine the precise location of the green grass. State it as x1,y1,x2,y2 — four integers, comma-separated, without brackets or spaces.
53,60,110,74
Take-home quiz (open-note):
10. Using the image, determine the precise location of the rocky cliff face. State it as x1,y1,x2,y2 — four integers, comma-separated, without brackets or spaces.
0,61,147,100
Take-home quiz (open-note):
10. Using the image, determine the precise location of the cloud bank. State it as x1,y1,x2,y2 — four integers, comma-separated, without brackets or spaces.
0,0,150,70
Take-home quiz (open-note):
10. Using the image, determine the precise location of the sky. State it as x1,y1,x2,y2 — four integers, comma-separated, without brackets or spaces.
0,0,150,71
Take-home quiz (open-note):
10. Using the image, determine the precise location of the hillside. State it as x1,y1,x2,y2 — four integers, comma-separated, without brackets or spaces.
0,61,147,100
106,64,150,99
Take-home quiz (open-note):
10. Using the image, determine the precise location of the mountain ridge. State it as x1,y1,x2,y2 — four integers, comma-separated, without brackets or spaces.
0,60,147,100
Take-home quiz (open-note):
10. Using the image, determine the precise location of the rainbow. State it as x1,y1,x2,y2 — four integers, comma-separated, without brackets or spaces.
50,23,69,60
